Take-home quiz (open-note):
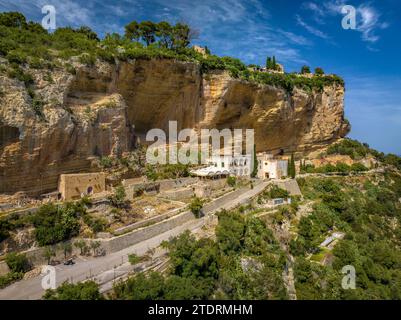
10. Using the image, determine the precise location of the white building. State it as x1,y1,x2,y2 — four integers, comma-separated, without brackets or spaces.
191,155,252,178
257,153,288,180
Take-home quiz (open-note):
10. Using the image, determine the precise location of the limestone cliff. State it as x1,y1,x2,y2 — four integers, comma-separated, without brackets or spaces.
0,58,349,195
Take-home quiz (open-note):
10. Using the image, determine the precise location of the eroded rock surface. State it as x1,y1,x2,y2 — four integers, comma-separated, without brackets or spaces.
0,58,349,194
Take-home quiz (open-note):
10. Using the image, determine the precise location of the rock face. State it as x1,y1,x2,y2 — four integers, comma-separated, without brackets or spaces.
0,58,349,195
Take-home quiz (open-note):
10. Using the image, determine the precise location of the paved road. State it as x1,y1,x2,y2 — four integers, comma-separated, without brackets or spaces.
0,180,269,300
0,219,204,300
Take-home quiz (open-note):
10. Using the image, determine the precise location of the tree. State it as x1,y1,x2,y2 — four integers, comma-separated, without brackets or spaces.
43,281,103,300
266,56,272,69
32,202,81,246
5,253,30,273
315,67,324,75
288,153,296,179
0,12,27,28
61,243,73,260
74,240,87,255
76,26,99,41
125,21,140,42
216,210,245,254
189,197,204,218
43,246,56,265
156,21,173,48
108,185,127,208
172,23,191,49
227,176,237,187
139,21,156,45
251,144,258,178
90,241,101,256
266,55,278,70
301,65,311,74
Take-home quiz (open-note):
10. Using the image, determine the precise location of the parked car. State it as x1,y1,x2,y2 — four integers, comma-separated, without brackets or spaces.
63,258,75,266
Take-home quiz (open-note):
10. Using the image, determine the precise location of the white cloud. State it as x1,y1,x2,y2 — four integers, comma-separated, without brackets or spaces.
151,0,310,65
299,0,389,45
296,14,330,39
357,4,388,43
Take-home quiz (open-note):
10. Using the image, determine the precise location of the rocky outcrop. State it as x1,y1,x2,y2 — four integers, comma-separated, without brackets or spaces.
0,58,349,195
199,71,348,153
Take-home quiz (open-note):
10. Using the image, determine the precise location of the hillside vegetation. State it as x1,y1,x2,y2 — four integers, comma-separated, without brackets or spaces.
0,11,343,94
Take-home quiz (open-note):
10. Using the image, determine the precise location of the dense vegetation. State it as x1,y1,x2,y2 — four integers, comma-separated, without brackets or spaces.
112,210,287,300
0,11,343,95
144,163,191,181
0,252,30,289
0,197,105,247
300,161,369,175
292,172,401,299
327,139,401,170
43,281,103,300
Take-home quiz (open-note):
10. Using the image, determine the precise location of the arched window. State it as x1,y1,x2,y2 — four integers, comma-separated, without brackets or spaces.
87,186,93,195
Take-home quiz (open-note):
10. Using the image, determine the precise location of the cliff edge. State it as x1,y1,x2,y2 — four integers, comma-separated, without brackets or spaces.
0,58,350,194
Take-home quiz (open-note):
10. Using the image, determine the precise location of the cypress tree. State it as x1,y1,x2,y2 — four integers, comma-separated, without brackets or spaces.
289,153,296,179
266,57,272,69
251,144,258,178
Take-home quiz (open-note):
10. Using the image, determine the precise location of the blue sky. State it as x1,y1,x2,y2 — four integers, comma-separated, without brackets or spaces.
1,0,400,154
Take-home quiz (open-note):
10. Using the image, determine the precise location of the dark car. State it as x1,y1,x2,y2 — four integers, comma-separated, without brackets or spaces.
64,258,75,266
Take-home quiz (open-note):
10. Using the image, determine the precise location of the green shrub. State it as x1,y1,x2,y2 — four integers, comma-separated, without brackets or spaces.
6,49,27,64
32,97,45,118
128,253,142,265
0,272,24,289
7,66,34,86
315,67,324,75
43,281,103,300
0,12,27,28
0,38,17,56
266,185,290,199
327,139,371,160
65,63,76,75
350,163,368,172
43,72,53,83
5,252,30,273
108,185,127,208
29,57,43,69
226,176,237,187
31,203,83,246
189,197,204,218
100,156,113,168
79,53,96,66
83,215,107,233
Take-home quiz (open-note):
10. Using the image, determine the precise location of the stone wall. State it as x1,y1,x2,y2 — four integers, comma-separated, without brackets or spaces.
123,177,199,200
100,210,195,253
0,260,10,276
58,172,106,200
159,187,194,201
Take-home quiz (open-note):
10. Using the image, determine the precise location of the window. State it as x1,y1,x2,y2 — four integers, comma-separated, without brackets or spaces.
222,162,225,167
